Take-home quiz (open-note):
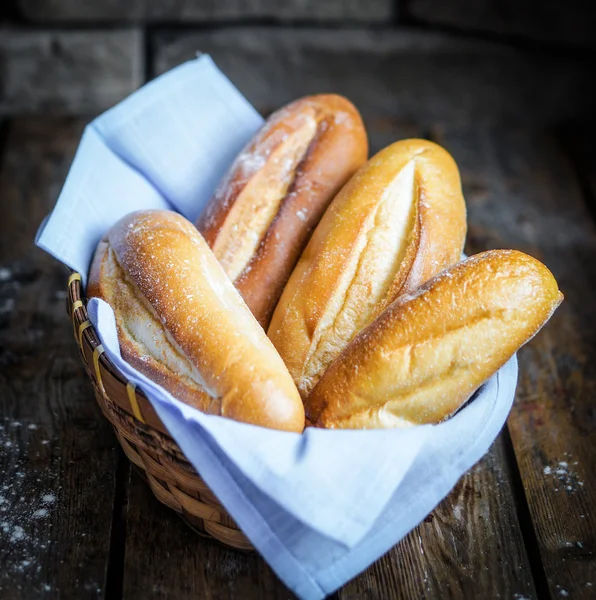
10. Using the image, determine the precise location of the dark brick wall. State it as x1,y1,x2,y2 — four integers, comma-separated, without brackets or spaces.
0,30,143,114
0,0,594,117
407,0,595,48
17,0,394,23
154,28,595,129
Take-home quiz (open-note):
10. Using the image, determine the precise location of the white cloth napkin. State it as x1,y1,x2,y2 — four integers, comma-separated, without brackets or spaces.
35,56,519,599
36,56,263,284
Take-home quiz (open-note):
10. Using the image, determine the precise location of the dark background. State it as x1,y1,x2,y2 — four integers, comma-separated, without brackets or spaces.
1,0,595,140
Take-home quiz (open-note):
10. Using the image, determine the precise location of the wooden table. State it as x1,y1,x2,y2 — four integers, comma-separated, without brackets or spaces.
0,37,595,599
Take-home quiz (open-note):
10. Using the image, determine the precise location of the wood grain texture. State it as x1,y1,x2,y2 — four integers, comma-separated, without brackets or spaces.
153,28,596,129
437,124,596,599
0,118,119,598
335,435,536,600
122,470,293,600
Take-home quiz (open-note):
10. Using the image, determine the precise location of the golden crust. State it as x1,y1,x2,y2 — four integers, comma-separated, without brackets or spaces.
197,94,368,328
306,250,563,429
268,139,467,398
88,210,305,433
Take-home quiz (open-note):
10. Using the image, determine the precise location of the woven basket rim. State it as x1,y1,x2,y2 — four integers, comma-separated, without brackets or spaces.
68,272,151,414
67,271,254,550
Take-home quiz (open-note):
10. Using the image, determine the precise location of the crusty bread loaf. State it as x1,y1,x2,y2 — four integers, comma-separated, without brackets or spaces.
305,250,563,429
197,94,368,328
268,139,467,398
88,210,304,433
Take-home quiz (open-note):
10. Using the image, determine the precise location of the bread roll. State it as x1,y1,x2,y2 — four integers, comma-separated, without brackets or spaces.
197,94,368,328
268,139,467,398
88,210,304,433
306,250,563,429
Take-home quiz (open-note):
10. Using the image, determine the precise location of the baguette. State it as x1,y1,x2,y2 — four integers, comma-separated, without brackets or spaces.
88,210,304,433
268,139,467,398
197,94,368,328
306,250,563,429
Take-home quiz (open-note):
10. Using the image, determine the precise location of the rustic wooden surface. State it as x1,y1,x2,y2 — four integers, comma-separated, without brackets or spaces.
123,470,292,599
0,118,119,598
0,37,595,599
336,435,537,600
438,125,596,600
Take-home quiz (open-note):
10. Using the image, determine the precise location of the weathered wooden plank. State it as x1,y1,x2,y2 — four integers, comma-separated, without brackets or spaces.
153,28,595,129
18,0,392,23
437,124,596,599
0,29,143,115
0,118,120,598
408,0,596,48
336,435,537,599
122,470,293,599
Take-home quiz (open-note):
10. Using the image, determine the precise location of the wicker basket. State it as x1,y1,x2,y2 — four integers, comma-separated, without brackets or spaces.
66,272,254,551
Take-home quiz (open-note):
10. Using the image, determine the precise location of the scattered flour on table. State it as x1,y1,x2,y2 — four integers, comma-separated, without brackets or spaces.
542,453,584,493
0,420,60,585
10,526,25,541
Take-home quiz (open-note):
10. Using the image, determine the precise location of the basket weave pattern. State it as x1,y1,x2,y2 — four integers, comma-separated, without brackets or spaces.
67,272,254,551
